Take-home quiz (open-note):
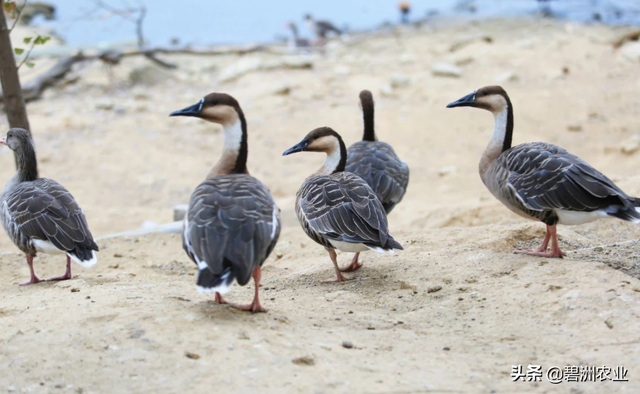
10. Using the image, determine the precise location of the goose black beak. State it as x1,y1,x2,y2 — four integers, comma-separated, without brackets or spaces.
283,140,308,156
169,102,202,117
446,92,476,108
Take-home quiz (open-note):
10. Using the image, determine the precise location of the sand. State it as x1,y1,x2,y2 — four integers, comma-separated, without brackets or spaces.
0,17,639,393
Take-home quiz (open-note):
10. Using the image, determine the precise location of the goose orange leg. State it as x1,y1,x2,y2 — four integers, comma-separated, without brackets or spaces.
339,252,363,272
215,267,267,313
46,256,72,281
20,255,42,286
514,224,566,258
322,248,353,282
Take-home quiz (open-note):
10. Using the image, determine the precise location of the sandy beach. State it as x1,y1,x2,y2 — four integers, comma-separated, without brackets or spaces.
1,17,640,393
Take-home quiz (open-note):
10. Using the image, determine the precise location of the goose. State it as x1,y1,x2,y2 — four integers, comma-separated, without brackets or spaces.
343,90,409,272
446,86,640,258
283,127,403,282
0,128,98,285
286,22,311,49
170,93,281,313
304,14,342,41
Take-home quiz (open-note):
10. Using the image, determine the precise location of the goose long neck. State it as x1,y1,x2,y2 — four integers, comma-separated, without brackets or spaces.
289,25,299,39
316,137,347,176
361,95,376,142
208,110,248,177
480,100,514,174
15,141,39,182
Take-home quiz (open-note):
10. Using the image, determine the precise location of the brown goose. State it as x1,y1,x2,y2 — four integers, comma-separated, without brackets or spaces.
170,93,281,313
283,127,403,282
447,86,640,258
0,128,98,285
343,90,409,272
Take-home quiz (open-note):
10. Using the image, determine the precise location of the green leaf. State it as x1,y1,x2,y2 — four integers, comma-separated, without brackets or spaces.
23,37,32,44
34,36,51,45
26,62,35,68
14,47,24,55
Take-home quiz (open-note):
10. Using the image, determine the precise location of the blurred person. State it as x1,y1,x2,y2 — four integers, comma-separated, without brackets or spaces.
399,2,411,24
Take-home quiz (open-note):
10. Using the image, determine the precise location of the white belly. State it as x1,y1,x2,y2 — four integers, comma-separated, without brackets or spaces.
555,209,609,226
32,239,65,255
31,239,98,268
329,240,370,253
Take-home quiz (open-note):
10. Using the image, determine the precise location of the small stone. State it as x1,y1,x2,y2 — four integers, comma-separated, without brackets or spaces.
427,286,442,293
621,42,640,62
399,53,415,65
379,84,395,98
620,135,640,155
604,319,613,329
454,56,474,66
567,123,582,132
390,73,411,88
95,101,114,110
185,351,200,360
292,356,315,366
273,84,292,96
438,166,457,176
333,66,351,76
443,346,451,351
399,281,415,290
494,71,519,83
70,288,80,293
548,285,562,291
342,340,353,349
129,65,174,85
173,204,189,221
432,63,463,78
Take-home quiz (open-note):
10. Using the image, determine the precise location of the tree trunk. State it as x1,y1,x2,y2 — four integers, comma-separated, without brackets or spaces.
0,10,31,140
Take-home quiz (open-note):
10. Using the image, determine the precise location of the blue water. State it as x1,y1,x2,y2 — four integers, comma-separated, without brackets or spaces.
35,0,640,47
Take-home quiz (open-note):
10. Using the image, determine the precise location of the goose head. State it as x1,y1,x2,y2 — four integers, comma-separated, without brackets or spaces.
446,85,510,114
1,128,32,151
283,127,347,175
170,93,241,126
282,127,344,156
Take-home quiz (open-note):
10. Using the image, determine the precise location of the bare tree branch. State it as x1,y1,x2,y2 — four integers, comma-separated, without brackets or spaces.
9,0,28,32
16,40,35,69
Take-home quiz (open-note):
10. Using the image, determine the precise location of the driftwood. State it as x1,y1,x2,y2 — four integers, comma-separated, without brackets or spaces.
0,43,269,103
612,29,640,49
20,54,85,101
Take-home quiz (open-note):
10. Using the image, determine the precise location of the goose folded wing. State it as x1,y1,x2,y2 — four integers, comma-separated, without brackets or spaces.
507,148,630,212
185,179,279,285
372,154,409,206
7,181,97,253
301,174,389,246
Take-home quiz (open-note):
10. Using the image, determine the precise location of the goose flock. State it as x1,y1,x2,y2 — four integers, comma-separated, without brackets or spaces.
1,85,638,313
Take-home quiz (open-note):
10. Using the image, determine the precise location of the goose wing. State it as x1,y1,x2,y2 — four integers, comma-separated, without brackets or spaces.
299,172,397,248
505,142,633,213
5,179,98,258
346,141,409,213
183,175,280,286
316,20,342,35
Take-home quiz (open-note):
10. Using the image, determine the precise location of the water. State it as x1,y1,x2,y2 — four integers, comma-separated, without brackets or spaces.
34,0,640,48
